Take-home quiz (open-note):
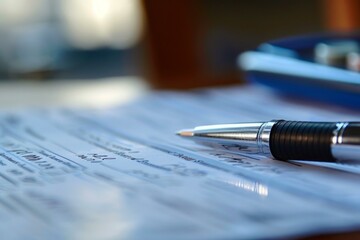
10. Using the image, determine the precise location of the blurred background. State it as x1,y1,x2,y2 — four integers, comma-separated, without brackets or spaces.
0,0,359,90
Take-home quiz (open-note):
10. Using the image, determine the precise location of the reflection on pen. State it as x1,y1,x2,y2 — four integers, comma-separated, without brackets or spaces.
226,179,269,197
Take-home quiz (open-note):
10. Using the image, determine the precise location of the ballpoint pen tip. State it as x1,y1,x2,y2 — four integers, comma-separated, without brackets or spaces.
176,129,194,137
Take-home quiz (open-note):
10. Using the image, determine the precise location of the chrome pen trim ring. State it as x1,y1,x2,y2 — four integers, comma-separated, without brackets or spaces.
257,120,278,156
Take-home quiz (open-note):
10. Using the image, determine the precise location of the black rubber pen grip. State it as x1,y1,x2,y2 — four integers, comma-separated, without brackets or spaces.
269,121,337,161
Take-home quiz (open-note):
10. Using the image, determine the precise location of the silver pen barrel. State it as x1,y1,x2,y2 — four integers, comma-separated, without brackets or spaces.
178,120,278,157
178,120,360,161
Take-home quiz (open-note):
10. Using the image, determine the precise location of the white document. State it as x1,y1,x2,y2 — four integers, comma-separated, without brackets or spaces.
1,85,360,240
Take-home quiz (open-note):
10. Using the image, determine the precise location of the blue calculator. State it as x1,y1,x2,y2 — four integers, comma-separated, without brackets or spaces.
239,32,360,109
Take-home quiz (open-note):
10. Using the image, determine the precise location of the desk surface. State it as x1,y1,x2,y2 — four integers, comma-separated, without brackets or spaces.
0,77,148,109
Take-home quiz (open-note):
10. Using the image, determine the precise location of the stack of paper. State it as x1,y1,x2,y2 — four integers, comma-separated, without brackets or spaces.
0,85,360,239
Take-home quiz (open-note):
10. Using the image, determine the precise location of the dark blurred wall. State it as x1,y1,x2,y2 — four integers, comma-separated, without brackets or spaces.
144,0,325,89
201,0,323,46
199,0,324,77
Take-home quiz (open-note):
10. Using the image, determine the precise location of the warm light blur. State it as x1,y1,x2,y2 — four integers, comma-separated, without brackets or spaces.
0,0,144,77
0,0,49,26
60,0,143,49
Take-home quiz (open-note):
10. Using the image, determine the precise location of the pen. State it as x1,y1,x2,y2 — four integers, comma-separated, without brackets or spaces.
177,120,360,161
